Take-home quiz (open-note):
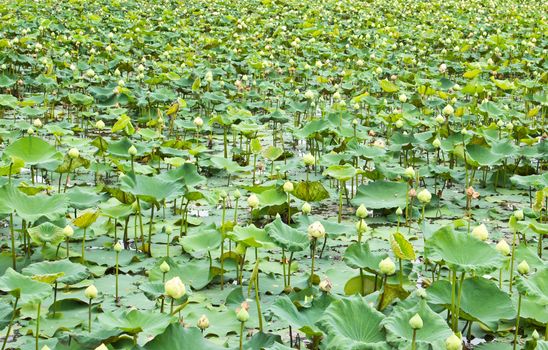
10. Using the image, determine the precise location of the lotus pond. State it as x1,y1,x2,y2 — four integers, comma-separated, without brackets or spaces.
0,0,546,349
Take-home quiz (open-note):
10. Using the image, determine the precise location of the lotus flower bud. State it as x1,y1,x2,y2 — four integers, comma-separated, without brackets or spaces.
442,104,454,116
416,288,427,298
319,278,332,293
379,257,396,275
505,122,513,130
160,261,170,273
165,226,172,235
375,67,382,74
165,276,186,299
85,69,95,78
68,148,80,159
283,181,294,193
417,189,432,204
404,167,415,179
356,204,368,219
27,127,34,135
233,189,241,199
439,63,447,73
219,190,227,199
41,346,51,350
85,285,98,299
409,313,423,329
517,260,530,275
303,153,315,166
304,90,314,100
497,120,504,128
398,94,407,103
205,71,213,83
356,220,367,233
247,194,259,209
445,333,462,350
33,118,42,128
236,303,250,322
301,202,311,215
63,225,74,238
307,221,326,239
395,207,403,216
532,329,539,340
94,345,108,350
471,224,489,241
113,242,122,253
197,314,210,330
395,119,404,128
95,120,105,130
496,239,510,256
435,115,445,124
432,138,442,148
193,117,204,128
514,209,524,220
128,145,137,156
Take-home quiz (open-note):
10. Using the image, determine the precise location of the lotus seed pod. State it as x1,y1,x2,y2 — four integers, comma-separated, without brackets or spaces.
113,242,123,253
128,145,137,156
283,181,294,193
68,148,80,159
471,224,489,241
379,257,396,275
63,225,74,238
445,333,462,350
517,260,530,275
85,284,98,299
301,202,311,215
417,189,432,204
303,153,315,166
164,276,186,299
197,314,210,330
160,261,170,273
356,204,368,219
409,313,423,329
307,221,326,239
496,239,510,256
319,278,333,293
247,194,259,209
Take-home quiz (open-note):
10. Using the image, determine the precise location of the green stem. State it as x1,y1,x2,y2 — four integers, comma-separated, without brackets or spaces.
411,329,417,350
9,213,15,269
309,239,317,287
147,204,155,257
115,252,119,303
35,302,41,350
509,228,517,294
254,274,263,331
239,322,244,350
513,294,522,350
88,299,92,332
338,180,344,223
1,297,18,350
81,228,87,262
377,275,388,310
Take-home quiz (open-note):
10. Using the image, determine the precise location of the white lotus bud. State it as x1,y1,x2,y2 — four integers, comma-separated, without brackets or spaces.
95,120,105,130
197,314,210,330
68,148,80,159
432,138,442,148
445,333,462,350
160,261,170,273
94,344,108,350
409,313,423,329
404,167,415,179
472,224,489,241
496,239,510,256
307,221,326,239
395,119,404,128
517,260,530,275
396,207,403,216
304,90,315,100
398,94,407,103
303,153,315,166
63,225,74,237
514,209,524,220
442,104,454,116
301,202,311,215
379,257,396,275
417,189,432,204
247,194,259,209
319,278,333,293
356,204,368,219
85,284,98,299
193,117,204,128
435,115,445,124
128,145,137,156
33,118,42,128
283,181,294,193
164,276,186,299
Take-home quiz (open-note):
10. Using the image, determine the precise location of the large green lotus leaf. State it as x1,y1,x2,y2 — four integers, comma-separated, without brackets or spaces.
227,224,276,248
390,232,416,260
0,94,18,108
479,101,504,117
98,309,173,342
180,226,222,254
66,187,108,210
520,294,548,324
343,242,387,273
318,296,389,350
382,299,452,349
427,277,516,330
292,181,329,202
256,187,287,206
269,294,332,337
0,302,12,330
158,163,205,187
68,92,94,106
323,164,357,181
209,156,246,173
427,226,503,273
22,259,88,285
7,186,67,221
510,173,548,189
466,144,504,167
143,323,223,350
148,258,215,290
515,269,548,304
120,172,179,201
4,136,62,165
0,75,16,88
0,268,51,304
99,200,133,220
107,137,145,158
352,181,407,209
264,217,309,252
243,332,283,350
138,281,165,301
27,222,65,246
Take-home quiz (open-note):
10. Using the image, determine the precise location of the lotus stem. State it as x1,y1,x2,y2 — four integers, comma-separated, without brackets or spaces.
63,159,73,193
377,274,388,310
1,297,18,350
338,180,344,223
253,270,263,331
411,329,417,350
509,227,518,294
136,198,145,252
88,298,92,332
287,193,291,224
170,298,174,314
239,321,244,350
220,197,226,290
115,251,119,303
513,293,522,350
66,237,70,258
9,213,15,269
309,238,317,287
282,248,287,288
35,301,41,350
287,252,294,287
147,204,154,257
81,228,87,262
53,281,58,316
